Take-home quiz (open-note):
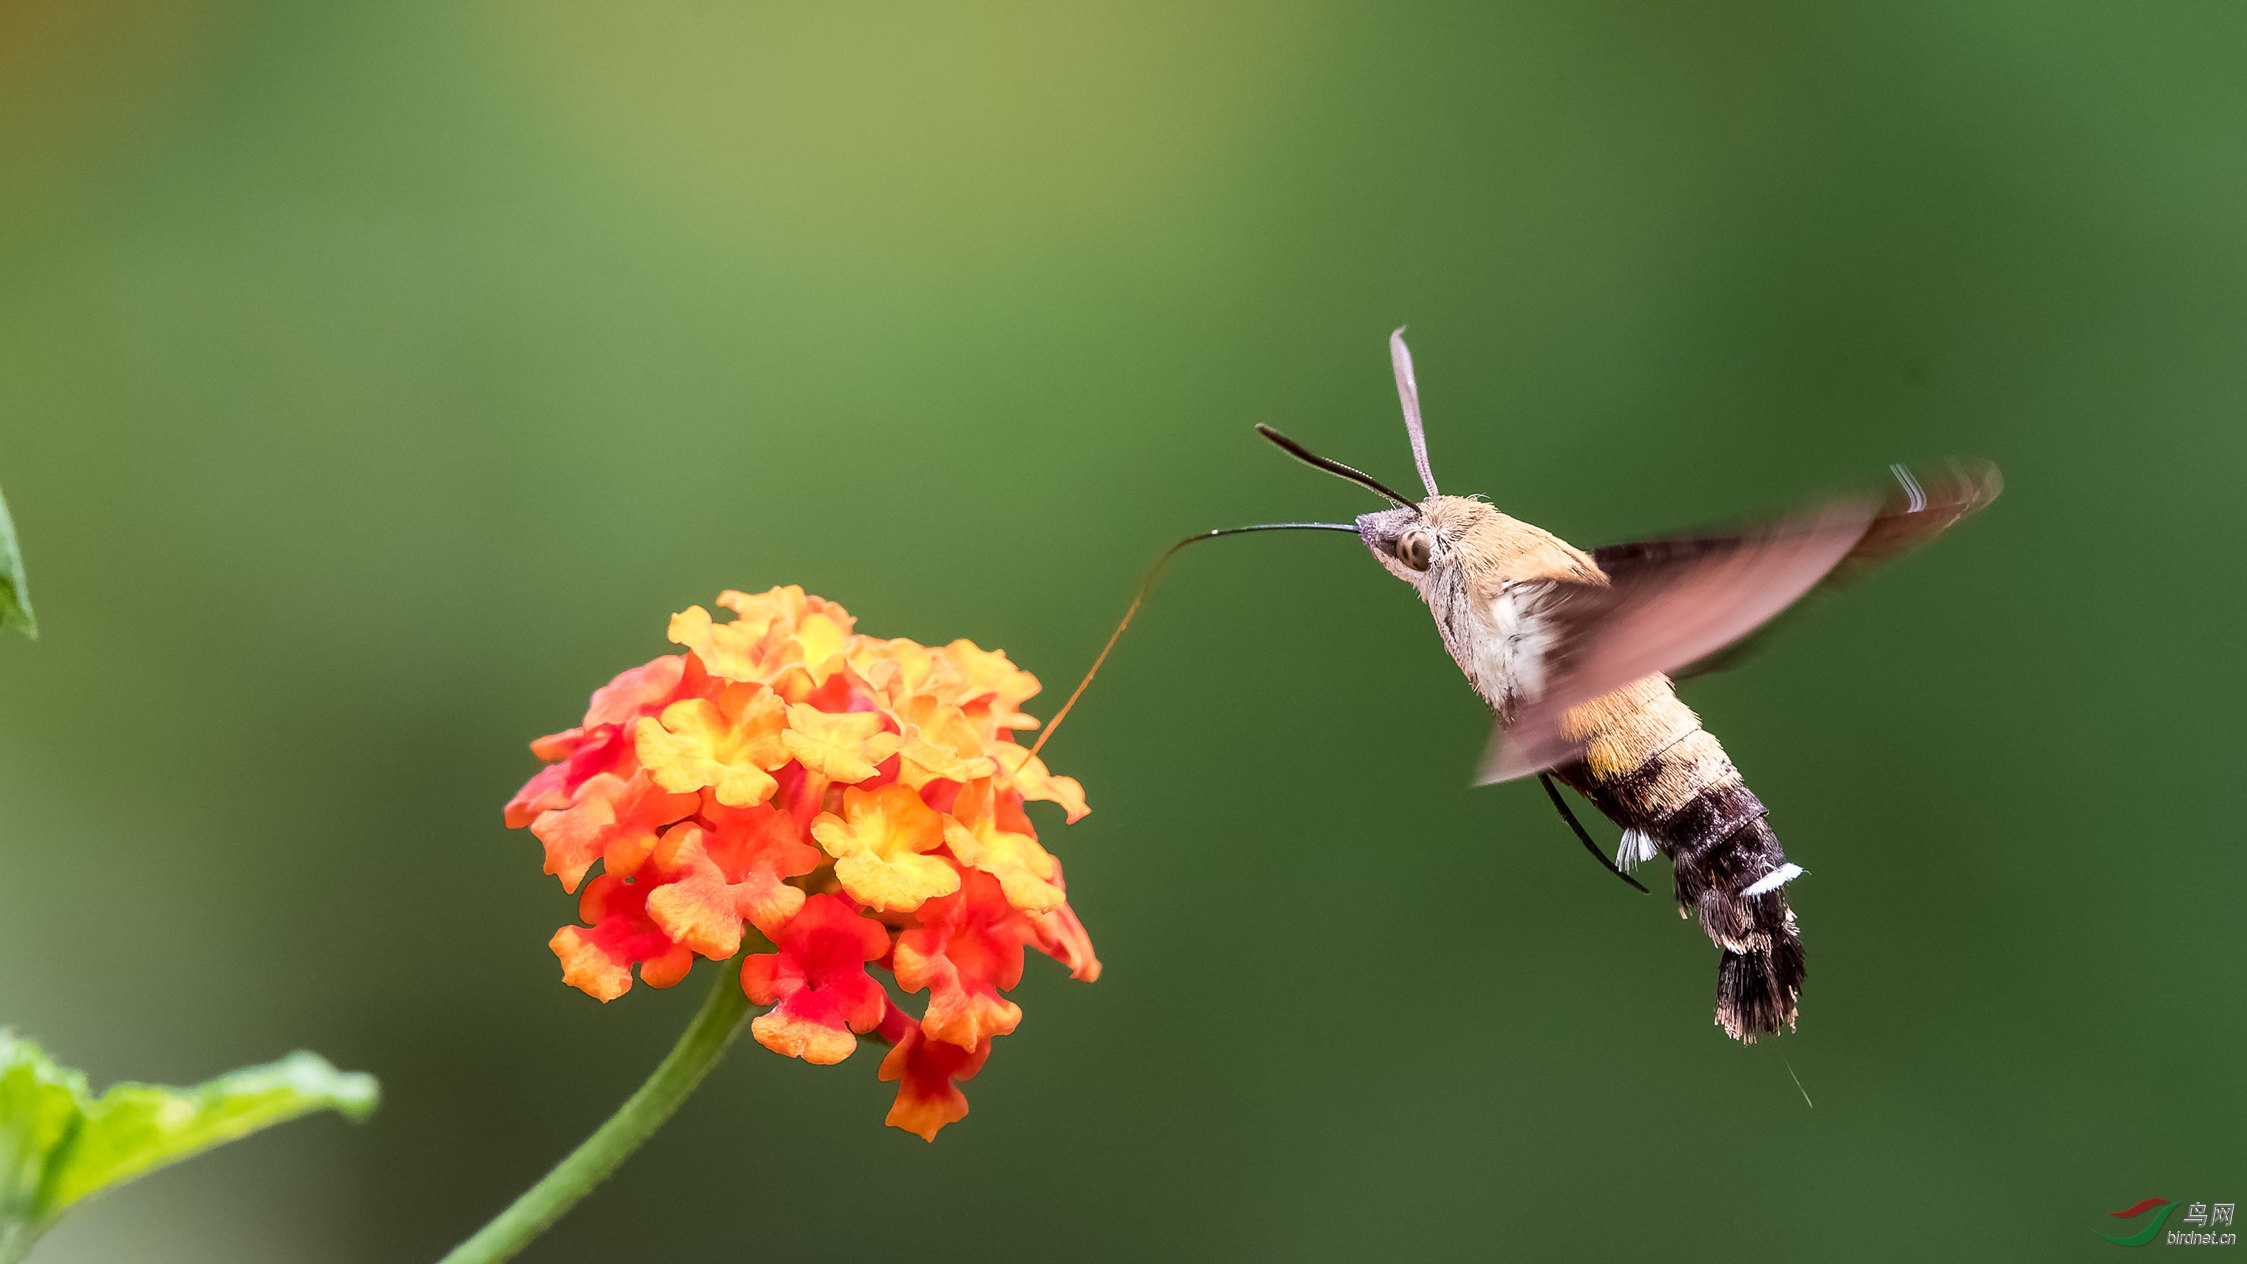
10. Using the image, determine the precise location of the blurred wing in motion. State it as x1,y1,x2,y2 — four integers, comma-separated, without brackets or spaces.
1478,460,2001,783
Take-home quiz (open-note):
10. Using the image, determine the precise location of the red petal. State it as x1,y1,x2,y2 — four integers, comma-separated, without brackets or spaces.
893,871,1033,1047
739,895,894,1062
878,1026,991,1141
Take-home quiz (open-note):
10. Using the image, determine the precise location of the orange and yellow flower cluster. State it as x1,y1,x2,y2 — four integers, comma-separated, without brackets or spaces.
505,587,1098,1139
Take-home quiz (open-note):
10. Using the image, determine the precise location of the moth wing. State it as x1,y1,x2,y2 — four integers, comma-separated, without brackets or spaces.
1656,459,2005,681
1477,501,1875,783
1477,460,2000,784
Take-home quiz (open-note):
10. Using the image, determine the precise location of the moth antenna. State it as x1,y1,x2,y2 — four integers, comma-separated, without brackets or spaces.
1254,424,1416,507
1027,522,1359,760
1389,328,1439,498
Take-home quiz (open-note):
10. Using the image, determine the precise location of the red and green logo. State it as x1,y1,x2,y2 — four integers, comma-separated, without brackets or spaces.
2099,1199,2179,1247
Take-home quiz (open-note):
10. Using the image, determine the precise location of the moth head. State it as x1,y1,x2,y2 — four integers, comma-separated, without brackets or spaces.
1259,328,1472,592
1355,496,1489,589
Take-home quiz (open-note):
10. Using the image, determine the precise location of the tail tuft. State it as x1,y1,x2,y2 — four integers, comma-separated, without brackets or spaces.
1715,921,1804,1042
1671,814,1806,1042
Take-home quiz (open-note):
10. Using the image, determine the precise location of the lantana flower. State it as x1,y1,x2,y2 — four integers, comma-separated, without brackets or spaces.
505,587,1098,1139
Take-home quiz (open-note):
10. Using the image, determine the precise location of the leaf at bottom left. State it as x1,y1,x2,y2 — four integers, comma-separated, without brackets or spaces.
0,1031,378,1262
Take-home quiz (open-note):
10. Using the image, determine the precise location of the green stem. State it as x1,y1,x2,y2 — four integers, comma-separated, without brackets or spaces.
438,959,750,1264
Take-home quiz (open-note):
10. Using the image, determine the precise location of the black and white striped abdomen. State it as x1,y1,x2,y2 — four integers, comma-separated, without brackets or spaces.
1551,679,1807,1041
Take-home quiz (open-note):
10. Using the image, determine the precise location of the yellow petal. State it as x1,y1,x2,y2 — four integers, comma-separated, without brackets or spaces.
835,851,960,912
940,639,1043,730
941,813,1063,912
991,742,1090,822
809,784,941,860
796,611,849,684
667,605,765,682
632,687,787,807
810,784,957,912
893,696,999,788
782,705,898,783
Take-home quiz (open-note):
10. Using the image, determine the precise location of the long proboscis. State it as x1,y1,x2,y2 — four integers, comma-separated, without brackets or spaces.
1025,522,1360,760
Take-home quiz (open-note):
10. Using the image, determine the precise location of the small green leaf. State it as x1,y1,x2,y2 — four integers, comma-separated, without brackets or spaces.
46,1050,379,1209
0,1033,377,1262
0,484,31,640
0,1043,85,1243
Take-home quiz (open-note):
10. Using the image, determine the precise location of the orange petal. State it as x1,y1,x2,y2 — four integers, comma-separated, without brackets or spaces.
697,782,825,936
641,825,746,959
505,761,571,829
638,944,695,989
750,1011,860,1064
1031,892,1102,983
529,771,696,893
583,654,691,727
550,926,632,1002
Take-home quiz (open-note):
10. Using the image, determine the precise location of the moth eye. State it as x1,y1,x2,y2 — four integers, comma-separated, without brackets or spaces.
1396,530,1432,572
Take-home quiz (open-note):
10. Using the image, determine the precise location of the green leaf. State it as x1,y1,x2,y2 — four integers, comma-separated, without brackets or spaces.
0,1043,85,1245
0,484,31,640
0,1033,377,1262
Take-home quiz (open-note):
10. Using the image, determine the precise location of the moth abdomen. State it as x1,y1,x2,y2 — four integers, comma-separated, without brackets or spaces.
1554,681,1806,1041
1714,901,1805,1042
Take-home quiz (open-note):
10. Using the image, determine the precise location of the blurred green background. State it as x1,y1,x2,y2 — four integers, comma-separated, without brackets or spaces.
1,1,2241,1260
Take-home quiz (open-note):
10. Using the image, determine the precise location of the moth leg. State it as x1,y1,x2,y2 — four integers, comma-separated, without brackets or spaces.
1539,773,1650,894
